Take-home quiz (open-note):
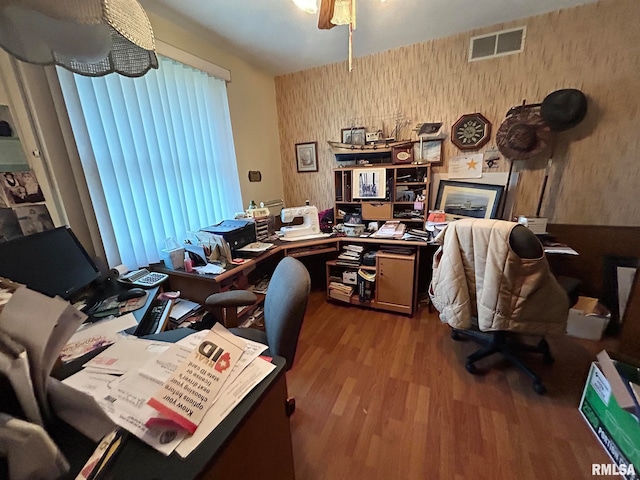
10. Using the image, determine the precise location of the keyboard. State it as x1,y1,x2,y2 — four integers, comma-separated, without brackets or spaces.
134,298,172,336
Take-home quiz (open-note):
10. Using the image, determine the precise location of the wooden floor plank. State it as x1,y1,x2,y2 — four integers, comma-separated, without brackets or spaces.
289,290,614,479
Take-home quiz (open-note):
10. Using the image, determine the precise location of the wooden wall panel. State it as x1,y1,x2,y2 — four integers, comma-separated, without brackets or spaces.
275,0,640,226
546,224,640,298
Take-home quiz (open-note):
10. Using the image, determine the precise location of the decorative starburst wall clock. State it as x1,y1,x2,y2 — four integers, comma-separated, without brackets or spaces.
451,113,491,150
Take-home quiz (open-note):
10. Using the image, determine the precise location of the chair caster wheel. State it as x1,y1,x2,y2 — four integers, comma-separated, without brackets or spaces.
451,330,462,341
533,381,547,395
465,362,478,374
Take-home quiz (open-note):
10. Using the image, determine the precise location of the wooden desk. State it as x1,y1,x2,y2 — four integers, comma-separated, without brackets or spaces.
152,236,435,315
56,357,294,480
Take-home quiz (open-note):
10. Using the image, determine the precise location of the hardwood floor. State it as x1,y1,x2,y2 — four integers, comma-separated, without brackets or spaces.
287,290,615,480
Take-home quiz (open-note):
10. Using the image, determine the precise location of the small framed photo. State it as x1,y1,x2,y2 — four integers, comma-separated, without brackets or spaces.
295,142,318,172
414,139,443,164
435,180,504,220
341,127,366,146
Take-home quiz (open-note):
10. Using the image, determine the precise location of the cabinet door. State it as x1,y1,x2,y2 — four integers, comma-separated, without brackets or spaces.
376,253,415,314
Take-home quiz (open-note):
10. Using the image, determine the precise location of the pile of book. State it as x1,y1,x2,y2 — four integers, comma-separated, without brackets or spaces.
328,281,354,303
336,244,364,267
372,221,406,239
357,269,376,302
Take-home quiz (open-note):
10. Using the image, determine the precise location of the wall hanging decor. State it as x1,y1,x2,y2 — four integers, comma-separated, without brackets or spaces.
451,113,491,151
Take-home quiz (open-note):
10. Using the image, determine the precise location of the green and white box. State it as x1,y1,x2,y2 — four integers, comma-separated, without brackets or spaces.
579,362,639,479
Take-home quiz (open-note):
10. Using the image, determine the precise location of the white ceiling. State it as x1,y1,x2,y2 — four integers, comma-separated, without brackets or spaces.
141,0,598,76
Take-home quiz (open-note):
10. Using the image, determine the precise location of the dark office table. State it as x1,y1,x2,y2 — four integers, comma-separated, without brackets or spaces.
55,356,294,480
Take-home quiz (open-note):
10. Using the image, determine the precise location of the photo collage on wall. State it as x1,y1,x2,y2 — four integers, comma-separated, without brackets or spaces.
0,169,54,242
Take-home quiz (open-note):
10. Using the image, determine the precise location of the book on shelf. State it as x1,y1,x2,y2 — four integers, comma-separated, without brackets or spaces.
328,288,353,303
328,282,354,295
336,259,361,267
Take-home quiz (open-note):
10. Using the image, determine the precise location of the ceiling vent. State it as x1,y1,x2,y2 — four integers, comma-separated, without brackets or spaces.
469,27,526,62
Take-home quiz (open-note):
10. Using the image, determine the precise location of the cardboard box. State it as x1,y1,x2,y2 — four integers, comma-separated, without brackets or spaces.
566,296,611,341
579,356,640,478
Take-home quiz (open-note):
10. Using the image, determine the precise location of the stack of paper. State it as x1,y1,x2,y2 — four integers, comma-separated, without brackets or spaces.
336,244,364,267
328,282,354,303
402,229,432,242
0,286,120,479
372,221,406,239
63,324,274,458
168,298,202,327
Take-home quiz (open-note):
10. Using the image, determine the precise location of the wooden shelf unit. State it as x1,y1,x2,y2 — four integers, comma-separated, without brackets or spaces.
333,164,430,227
326,249,417,316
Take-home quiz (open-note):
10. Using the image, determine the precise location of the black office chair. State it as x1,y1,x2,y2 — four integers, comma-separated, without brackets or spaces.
204,257,311,414
429,219,570,395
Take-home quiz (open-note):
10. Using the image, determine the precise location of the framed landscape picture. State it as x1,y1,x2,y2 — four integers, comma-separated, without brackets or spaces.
435,180,504,220
295,142,318,172
418,139,442,165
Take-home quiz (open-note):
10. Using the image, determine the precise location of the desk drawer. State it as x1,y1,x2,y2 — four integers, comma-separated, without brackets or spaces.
362,202,391,220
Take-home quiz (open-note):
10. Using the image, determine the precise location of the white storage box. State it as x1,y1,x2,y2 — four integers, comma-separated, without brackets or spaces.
566,296,611,341
517,216,548,235
342,271,358,285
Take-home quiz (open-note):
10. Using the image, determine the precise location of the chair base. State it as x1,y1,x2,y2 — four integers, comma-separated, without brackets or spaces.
451,328,553,395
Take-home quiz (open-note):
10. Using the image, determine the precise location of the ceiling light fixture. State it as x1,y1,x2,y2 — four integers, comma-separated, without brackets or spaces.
292,0,319,14
0,0,158,77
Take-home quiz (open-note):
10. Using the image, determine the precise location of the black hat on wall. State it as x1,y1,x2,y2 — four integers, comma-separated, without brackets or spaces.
540,89,588,132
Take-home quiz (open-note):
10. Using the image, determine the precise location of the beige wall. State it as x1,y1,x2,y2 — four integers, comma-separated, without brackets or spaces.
275,0,640,226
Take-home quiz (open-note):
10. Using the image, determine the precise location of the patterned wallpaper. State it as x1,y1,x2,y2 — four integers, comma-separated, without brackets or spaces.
274,0,640,226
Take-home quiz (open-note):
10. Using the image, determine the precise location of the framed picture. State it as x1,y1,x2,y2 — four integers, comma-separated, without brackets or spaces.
413,139,443,164
295,142,318,172
341,127,366,146
353,168,386,199
435,180,504,220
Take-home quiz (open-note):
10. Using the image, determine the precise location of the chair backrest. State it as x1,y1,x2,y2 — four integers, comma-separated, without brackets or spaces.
509,224,543,259
430,218,568,333
264,256,311,370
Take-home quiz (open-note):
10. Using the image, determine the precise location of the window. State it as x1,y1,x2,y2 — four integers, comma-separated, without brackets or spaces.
57,54,242,269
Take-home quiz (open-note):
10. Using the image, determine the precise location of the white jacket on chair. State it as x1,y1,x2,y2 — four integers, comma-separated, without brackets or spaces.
429,219,568,335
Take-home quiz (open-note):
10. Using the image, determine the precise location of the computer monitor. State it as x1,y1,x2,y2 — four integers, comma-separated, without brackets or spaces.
0,227,101,300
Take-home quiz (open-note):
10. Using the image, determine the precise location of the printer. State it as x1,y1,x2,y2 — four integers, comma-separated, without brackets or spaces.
201,219,257,251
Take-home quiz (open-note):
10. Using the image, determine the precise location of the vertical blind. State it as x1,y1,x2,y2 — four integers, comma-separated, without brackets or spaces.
57,55,242,269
